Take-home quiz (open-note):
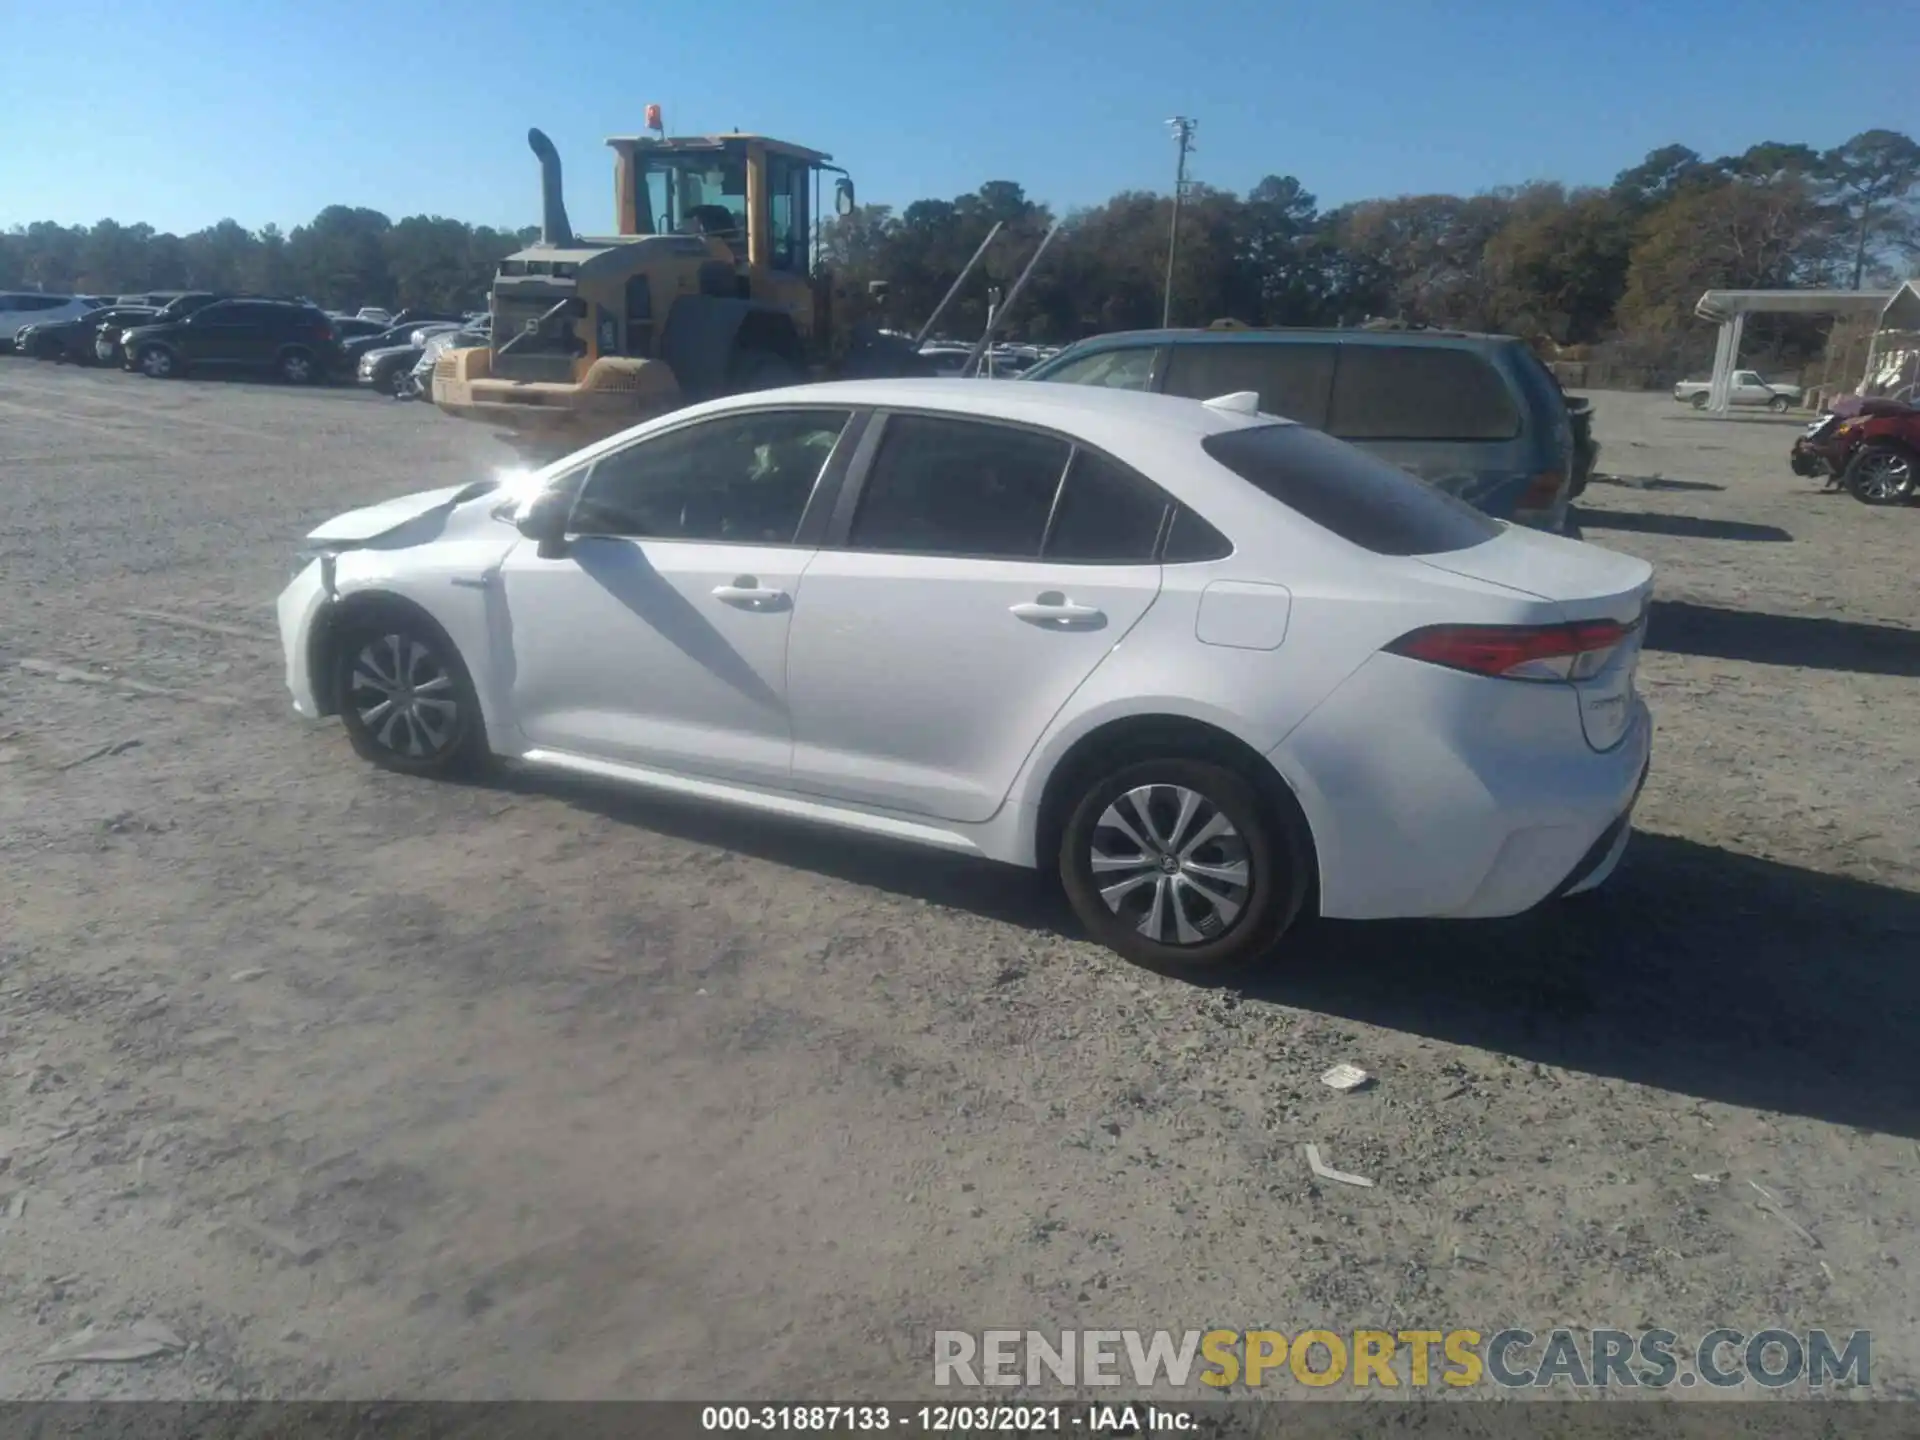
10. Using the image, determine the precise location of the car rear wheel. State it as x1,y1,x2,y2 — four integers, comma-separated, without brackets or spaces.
137,345,178,379
1844,442,1917,505
1059,758,1306,976
334,613,489,778
277,348,317,384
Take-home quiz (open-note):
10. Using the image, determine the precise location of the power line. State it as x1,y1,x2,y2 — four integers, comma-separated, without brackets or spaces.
1162,117,1197,329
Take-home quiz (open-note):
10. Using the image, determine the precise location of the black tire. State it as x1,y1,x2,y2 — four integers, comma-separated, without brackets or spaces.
727,346,800,392
333,609,490,778
386,364,415,398
1689,392,1708,410
137,345,179,379
1767,394,1790,414
1844,442,1918,506
1058,757,1307,976
277,347,318,384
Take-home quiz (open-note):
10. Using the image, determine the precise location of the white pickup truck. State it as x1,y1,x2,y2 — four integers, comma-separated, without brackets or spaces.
1672,370,1804,412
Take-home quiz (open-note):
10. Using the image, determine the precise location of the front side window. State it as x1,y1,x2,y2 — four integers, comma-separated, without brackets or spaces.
1037,346,1156,391
848,414,1070,559
569,408,850,545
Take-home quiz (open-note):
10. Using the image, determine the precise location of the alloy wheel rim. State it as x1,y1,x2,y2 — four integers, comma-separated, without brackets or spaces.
144,350,170,376
1089,784,1252,947
286,355,311,381
349,634,459,758
1860,453,1912,500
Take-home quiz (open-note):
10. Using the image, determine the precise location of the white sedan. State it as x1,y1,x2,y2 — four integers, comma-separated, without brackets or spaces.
277,380,1653,973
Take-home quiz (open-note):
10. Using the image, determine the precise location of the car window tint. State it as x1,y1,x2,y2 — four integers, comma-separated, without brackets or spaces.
1043,448,1169,563
571,409,849,545
1037,346,1157,391
849,414,1070,559
1162,506,1233,562
1327,345,1520,441
1202,423,1500,556
1161,342,1337,427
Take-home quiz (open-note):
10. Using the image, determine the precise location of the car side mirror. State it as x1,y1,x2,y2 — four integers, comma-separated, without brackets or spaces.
515,488,573,558
835,177,855,216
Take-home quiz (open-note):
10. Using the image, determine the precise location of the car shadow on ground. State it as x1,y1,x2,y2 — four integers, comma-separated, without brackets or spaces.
1587,473,1726,494
501,769,1920,1138
1575,508,1792,543
1647,599,1920,678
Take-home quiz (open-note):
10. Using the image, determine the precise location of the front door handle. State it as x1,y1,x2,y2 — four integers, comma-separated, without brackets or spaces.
712,578,791,612
1009,592,1107,629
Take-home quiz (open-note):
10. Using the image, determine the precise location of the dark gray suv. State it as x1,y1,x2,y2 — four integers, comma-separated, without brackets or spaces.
1025,325,1577,532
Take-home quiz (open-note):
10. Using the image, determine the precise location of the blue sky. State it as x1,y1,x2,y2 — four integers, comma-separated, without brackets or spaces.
8,0,1916,237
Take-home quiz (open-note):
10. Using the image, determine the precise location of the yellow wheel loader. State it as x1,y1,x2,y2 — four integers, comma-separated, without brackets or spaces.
432,123,930,457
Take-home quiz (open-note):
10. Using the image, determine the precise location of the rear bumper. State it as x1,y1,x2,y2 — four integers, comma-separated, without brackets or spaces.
1269,654,1653,922
433,378,668,433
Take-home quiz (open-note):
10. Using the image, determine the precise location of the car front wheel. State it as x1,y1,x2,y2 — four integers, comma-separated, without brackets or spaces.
137,345,178,379
1844,442,1917,505
1059,757,1307,976
334,613,488,777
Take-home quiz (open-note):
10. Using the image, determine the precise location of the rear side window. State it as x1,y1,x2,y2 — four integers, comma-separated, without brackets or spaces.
849,414,1070,559
1042,449,1168,563
1328,345,1521,441
1202,423,1500,556
1162,341,1337,427
1038,346,1157,391
1162,506,1233,562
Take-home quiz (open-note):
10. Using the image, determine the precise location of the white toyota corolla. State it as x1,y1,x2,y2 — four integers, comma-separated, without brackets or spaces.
278,379,1652,973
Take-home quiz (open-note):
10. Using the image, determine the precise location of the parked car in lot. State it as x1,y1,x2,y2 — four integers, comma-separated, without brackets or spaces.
1671,370,1803,412
0,292,107,351
1026,325,1579,533
119,299,340,383
330,316,391,343
403,324,490,399
1791,399,1918,504
278,380,1651,974
358,341,429,396
18,304,158,363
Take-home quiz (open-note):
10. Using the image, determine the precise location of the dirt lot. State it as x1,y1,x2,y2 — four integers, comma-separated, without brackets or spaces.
0,366,1916,1402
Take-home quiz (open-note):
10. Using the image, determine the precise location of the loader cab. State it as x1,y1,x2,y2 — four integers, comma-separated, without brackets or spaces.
607,133,852,279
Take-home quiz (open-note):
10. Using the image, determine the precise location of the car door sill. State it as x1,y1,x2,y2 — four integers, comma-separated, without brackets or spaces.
518,747,986,855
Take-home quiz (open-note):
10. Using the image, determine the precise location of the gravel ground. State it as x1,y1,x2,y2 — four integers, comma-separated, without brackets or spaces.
0,365,1916,1403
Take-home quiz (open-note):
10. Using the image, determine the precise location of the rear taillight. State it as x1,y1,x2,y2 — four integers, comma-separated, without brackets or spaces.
1387,620,1630,682
318,325,334,341
1517,471,1564,510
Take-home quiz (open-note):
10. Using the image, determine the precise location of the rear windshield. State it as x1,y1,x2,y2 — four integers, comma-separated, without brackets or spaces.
1201,423,1502,556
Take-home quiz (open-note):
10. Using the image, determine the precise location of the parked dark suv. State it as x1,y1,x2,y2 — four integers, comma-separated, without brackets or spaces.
119,299,340,383
1025,325,1578,531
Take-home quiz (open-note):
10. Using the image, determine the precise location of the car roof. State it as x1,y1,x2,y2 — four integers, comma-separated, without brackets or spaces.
1054,325,1522,353
744,377,1285,438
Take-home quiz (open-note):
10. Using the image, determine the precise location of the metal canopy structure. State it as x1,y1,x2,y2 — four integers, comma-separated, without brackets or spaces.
1692,287,1895,413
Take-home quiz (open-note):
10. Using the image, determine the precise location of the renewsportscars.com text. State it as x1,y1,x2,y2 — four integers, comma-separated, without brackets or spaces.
934,1327,1871,1391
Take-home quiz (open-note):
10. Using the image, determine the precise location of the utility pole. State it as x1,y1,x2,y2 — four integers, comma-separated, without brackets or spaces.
1162,116,1197,329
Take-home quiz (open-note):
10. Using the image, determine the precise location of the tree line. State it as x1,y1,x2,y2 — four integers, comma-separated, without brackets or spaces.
5,129,1915,378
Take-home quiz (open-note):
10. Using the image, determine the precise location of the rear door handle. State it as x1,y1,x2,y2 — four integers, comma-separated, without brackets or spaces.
712,579,791,612
1009,592,1106,629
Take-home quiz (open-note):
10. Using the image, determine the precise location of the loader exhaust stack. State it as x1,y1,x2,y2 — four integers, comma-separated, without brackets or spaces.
527,128,576,248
